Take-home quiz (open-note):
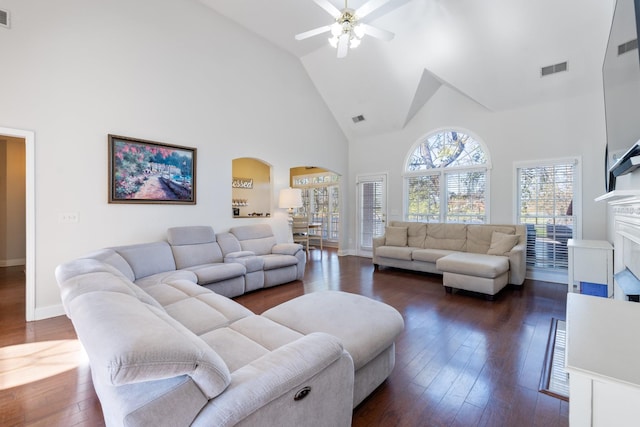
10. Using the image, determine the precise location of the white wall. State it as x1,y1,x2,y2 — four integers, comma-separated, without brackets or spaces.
0,0,348,318
347,84,608,252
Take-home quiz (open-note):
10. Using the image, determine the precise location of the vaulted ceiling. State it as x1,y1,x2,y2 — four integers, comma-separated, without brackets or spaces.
199,0,615,139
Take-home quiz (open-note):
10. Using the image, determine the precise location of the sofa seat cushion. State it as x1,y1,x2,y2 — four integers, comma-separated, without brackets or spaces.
411,248,457,263
134,269,198,288
200,327,270,372
229,315,304,351
375,245,414,261
184,262,246,285
262,291,404,371
261,254,299,271
225,255,264,273
436,252,509,279
138,279,252,322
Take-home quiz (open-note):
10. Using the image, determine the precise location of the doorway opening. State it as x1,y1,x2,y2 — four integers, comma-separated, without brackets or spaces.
290,167,341,249
0,127,35,321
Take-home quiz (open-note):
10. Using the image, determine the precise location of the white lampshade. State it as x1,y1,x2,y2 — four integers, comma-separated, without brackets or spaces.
279,188,303,209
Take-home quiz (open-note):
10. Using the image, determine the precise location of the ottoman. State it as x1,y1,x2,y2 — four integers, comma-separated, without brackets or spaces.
436,252,510,299
262,291,404,407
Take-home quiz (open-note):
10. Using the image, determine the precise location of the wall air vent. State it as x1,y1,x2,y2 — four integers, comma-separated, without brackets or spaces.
0,9,9,28
618,39,638,56
541,61,568,77
352,114,365,124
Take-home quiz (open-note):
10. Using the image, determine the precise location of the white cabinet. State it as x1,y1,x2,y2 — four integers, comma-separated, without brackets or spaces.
567,239,613,297
566,294,640,426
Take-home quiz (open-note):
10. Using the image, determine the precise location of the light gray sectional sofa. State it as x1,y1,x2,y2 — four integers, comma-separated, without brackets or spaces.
99,224,306,298
373,222,527,298
55,223,405,426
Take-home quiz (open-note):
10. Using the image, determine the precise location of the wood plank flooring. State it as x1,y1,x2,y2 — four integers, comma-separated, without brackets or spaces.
0,251,568,426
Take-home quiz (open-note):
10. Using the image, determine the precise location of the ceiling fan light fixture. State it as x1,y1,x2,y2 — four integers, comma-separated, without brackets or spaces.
330,22,342,37
296,0,395,58
353,24,365,39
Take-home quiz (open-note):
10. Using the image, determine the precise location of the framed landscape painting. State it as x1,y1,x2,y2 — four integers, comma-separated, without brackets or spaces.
108,135,196,204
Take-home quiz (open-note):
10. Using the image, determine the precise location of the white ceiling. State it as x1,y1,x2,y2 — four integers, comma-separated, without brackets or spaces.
199,0,615,139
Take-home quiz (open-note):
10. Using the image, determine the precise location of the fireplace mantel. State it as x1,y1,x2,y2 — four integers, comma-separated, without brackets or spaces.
598,190,640,301
595,190,640,204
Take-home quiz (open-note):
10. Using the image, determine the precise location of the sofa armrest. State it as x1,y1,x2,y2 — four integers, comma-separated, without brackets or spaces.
192,332,354,427
507,243,526,285
373,236,386,249
223,250,256,260
272,242,303,256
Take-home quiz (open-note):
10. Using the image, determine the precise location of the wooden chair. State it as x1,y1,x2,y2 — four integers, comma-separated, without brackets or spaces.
292,216,310,255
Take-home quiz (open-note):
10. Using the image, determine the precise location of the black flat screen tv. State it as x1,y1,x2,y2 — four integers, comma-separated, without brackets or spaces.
603,0,640,190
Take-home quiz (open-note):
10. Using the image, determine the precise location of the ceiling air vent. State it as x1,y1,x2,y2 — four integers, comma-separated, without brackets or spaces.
618,39,638,56
352,114,365,124
0,9,9,29
541,61,567,77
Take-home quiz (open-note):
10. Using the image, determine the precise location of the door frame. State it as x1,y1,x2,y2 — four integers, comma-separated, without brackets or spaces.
0,127,35,321
356,172,388,257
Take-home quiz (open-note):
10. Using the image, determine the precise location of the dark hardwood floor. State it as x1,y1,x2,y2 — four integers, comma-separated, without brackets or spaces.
0,251,568,426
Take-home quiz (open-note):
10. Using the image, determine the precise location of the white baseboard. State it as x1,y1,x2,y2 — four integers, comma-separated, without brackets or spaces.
34,304,66,320
337,249,357,256
0,258,26,267
526,268,568,284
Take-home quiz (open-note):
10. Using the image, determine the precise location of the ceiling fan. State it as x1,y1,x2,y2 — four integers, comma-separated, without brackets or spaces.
295,0,395,58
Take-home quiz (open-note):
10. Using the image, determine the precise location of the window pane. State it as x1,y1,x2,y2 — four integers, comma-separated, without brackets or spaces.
406,175,440,222
446,171,486,223
407,131,487,171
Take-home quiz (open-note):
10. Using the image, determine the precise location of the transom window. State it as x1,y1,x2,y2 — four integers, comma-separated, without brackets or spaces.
404,130,490,223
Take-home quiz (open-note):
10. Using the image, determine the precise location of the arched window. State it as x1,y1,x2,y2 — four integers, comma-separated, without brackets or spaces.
404,129,490,223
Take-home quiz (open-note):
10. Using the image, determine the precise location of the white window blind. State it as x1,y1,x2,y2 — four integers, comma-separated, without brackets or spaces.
361,181,384,248
517,161,575,270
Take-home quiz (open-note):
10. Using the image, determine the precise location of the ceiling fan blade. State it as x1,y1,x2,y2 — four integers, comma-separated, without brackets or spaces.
359,23,395,41
337,33,349,58
295,25,332,41
313,0,341,18
355,0,392,19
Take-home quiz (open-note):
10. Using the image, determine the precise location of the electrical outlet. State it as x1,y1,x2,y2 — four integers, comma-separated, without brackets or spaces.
58,212,79,223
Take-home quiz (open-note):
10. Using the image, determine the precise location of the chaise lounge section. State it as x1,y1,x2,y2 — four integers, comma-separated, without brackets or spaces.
373,222,527,298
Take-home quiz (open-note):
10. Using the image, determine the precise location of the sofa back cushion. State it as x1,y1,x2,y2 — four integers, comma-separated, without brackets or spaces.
80,248,136,282
389,221,427,247
112,242,176,280
55,258,164,315
466,225,520,254
384,226,408,246
167,226,224,269
487,231,521,255
425,223,467,251
229,224,277,256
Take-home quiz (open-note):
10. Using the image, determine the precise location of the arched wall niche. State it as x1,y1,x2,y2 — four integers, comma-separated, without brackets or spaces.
232,157,272,218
